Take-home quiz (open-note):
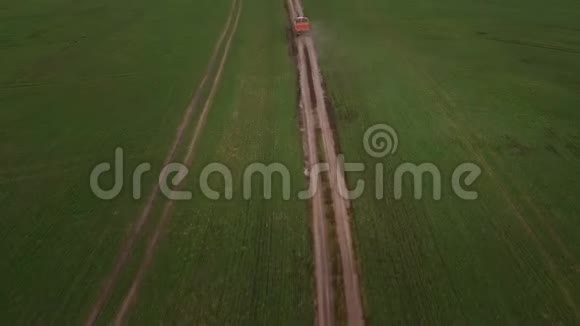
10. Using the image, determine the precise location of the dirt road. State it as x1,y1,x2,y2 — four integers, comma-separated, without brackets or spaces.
304,36,365,326
83,0,241,324
297,36,335,326
288,0,365,324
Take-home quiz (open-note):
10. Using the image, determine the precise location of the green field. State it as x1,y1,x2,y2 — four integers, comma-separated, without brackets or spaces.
0,0,311,323
3,0,580,324
0,0,228,322
126,0,313,323
304,0,580,323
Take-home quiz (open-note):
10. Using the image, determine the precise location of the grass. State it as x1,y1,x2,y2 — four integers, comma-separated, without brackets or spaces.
1,0,314,323
4,0,579,323
125,0,314,324
304,0,580,323
0,0,234,323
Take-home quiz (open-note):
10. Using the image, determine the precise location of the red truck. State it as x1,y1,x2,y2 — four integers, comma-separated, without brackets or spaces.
293,16,311,35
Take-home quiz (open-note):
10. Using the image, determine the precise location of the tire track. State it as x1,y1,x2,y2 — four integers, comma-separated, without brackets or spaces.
111,0,244,323
297,38,335,326
83,1,240,324
287,0,365,324
303,35,365,326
